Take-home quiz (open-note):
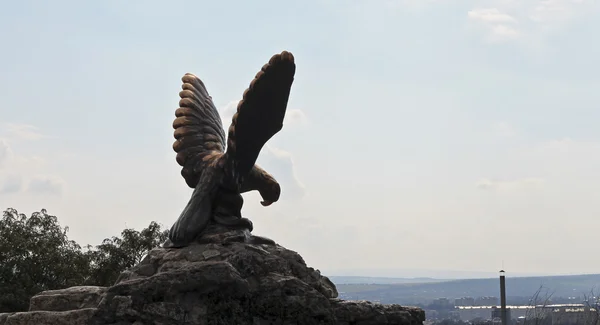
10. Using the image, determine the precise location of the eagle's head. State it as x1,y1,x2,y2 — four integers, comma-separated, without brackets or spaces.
259,181,280,207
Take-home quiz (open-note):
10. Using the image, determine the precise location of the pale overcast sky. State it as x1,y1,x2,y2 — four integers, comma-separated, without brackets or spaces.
1,0,599,278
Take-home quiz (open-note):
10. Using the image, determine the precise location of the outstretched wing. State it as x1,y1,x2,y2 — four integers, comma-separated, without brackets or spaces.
224,51,296,184
173,73,227,188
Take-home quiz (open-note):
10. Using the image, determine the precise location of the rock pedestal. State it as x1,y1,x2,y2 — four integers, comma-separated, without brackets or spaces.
0,231,425,325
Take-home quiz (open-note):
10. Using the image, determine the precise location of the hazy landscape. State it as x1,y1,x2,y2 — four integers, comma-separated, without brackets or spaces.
2,0,600,324
332,273,600,305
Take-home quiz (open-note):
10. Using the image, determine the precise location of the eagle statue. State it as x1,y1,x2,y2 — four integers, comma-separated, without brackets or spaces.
165,51,296,248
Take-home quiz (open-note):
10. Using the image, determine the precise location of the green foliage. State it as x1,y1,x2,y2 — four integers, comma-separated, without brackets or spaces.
86,221,168,287
0,208,168,313
0,208,90,312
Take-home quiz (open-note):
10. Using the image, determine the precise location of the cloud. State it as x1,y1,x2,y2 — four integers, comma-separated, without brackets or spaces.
468,8,518,23
284,109,309,127
494,122,517,137
219,101,238,128
468,8,521,42
489,24,521,40
0,136,57,195
474,137,600,194
467,1,598,43
0,136,64,196
529,0,587,23
2,123,46,140
0,139,13,167
476,177,544,191
258,145,306,201
0,133,47,171
27,175,66,196
0,174,23,194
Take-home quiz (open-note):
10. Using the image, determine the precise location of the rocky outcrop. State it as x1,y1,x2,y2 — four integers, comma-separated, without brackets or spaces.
1,230,425,325
1,309,97,325
29,286,107,312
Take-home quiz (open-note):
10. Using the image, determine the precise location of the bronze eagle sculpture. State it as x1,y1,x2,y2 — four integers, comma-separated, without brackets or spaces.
165,51,296,248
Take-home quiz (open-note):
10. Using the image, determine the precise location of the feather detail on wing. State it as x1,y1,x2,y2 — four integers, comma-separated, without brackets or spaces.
173,73,227,188
223,51,296,186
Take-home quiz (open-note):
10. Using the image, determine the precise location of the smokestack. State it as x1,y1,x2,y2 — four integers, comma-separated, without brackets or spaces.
500,270,507,325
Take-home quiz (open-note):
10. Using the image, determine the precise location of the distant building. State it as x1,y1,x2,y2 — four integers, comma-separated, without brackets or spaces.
456,306,530,321
432,298,453,309
477,296,500,306
448,311,461,320
456,297,476,306
456,306,498,321
455,304,599,325
540,304,599,325
426,310,439,320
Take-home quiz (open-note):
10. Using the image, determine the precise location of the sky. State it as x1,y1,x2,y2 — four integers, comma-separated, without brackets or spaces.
1,0,599,278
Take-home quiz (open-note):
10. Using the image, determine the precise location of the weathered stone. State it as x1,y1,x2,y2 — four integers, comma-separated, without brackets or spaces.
201,249,220,260
3,308,96,325
331,300,426,325
113,270,143,284
136,264,156,277
29,286,106,312
14,239,424,325
0,313,14,325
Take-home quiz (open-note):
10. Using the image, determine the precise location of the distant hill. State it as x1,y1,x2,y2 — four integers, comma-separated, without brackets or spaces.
333,273,600,305
323,268,557,279
329,276,444,285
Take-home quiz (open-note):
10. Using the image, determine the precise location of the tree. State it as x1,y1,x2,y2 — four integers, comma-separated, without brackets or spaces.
582,288,600,325
0,207,169,312
524,285,600,325
0,208,90,313
85,221,168,287
524,285,554,325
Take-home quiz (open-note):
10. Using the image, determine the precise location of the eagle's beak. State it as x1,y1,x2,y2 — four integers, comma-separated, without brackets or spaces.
260,200,273,207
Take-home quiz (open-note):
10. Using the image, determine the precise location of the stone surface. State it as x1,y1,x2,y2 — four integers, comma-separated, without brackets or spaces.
1,308,96,325
29,286,106,312
0,314,13,325
6,236,425,325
